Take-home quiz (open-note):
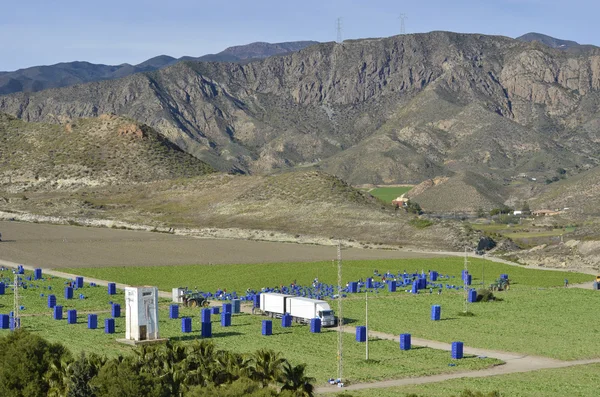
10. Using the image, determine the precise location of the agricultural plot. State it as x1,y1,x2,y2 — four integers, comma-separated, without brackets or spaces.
0,269,500,385
60,257,592,293
58,258,597,361
368,186,412,203
347,363,600,397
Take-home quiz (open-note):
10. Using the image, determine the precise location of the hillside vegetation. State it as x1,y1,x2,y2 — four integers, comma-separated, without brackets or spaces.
0,113,213,191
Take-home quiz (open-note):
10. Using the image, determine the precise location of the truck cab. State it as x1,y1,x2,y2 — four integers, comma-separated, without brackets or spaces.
318,308,336,327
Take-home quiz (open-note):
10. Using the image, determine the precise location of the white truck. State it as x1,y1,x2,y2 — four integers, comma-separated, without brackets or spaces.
259,293,336,327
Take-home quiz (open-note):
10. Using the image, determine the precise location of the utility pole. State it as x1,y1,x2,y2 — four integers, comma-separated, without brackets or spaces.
336,242,343,382
336,17,343,43
463,247,470,314
365,290,369,360
13,274,20,330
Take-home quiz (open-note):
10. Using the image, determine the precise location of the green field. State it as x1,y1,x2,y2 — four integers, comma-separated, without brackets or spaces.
56,258,597,361
0,269,500,385
368,187,412,203
344,363,600,396
60,257,592,293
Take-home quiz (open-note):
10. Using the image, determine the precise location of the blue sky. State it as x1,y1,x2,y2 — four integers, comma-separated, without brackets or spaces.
1,0,597,71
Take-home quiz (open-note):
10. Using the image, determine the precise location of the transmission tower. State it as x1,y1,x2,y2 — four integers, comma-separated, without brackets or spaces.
13,274,20,330
399,14,407,34
336,17,343,43
336,241,343,381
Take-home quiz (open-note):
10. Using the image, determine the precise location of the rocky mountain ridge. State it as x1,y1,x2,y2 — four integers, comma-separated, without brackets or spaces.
0,41,319,95
1,31,600,185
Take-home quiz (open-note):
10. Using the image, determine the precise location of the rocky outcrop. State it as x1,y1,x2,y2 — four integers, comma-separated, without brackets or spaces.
1,31,599,183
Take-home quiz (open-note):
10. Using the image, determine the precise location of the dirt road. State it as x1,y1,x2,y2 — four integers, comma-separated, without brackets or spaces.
316,326,600,394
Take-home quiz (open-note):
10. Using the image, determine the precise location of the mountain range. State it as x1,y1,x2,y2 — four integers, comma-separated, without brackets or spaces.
0,41,318,95
2,31,599,188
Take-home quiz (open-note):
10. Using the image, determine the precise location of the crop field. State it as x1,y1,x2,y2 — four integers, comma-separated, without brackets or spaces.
61,257,592,293
57,258,597,361
0,270,500,385
346,363,600,397
368,186,412,203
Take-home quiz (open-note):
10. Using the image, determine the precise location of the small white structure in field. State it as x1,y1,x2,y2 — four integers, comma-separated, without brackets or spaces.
125,286,160,341
172,288,186,303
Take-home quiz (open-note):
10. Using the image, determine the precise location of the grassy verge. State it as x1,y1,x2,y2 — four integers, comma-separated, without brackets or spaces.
344,363,600,396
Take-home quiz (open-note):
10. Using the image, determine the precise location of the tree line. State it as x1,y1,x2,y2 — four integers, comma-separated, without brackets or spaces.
0,330,315,397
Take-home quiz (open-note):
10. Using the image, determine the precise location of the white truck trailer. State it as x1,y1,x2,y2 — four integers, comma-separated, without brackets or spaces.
259,293,336,327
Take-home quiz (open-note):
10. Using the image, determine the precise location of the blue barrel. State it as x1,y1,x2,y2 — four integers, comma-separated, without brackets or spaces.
75,276,84,288
53,305,63,320
310,318,321,333
366,278,374,289
111,303,121,318
67,310,77,324
64,286,73,299
466,274,472,286
201,308,211,323
468,289,477,303
452,341,464,359
104,318,115,334
169,304,179,319
181,317,192,333
201,321,212,337
253,294,261,308
431,305,441,321
34,268,42,280
262,320,273,336
411,281,419,294
430,271,438,281
462,270,468,282
107,283,116,295
0,282,4,295
221,312,231,327
211,306,220,315
349,282,359,293
232,299,241,314
400,333,411,350
281,313,292,327
0,314,9,329
388,281,397,292
223,303,232,315
501,274,508,280
87,314,97,329
47,294,57,308
356,326,367,342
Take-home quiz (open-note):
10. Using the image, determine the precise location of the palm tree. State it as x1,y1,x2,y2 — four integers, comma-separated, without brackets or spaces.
280,362,315,397
249,349,287,387
44,355,73,397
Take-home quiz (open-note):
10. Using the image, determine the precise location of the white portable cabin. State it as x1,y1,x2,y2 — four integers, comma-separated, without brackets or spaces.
125,286,160,341
172,287,186,303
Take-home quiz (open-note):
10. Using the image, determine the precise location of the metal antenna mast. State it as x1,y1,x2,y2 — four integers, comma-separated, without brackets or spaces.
336,241,343,381
463,247,470,313
399,14,407,34
13,274,20,330
336,17,343,43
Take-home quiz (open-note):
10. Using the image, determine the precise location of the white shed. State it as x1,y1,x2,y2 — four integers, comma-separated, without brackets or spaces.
125,286,160,341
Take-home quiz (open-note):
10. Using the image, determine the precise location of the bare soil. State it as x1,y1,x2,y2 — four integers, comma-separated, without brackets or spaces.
0,221,443,268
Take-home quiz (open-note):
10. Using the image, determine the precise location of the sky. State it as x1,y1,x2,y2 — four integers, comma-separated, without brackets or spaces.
1,0,598,72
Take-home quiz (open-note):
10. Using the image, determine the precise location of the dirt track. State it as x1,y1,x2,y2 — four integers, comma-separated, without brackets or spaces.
0,221,444,268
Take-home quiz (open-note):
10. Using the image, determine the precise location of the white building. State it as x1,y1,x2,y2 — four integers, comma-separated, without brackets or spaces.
125,286,160,341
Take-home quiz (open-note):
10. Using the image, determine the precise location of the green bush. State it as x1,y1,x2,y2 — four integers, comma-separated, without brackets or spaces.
409,218,433,229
